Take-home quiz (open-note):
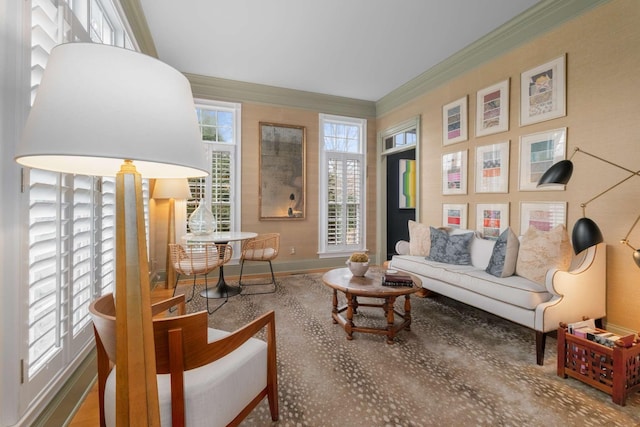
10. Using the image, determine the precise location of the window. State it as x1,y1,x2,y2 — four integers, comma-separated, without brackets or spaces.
23,0,134,410
319,114,367,256
189,101,241,245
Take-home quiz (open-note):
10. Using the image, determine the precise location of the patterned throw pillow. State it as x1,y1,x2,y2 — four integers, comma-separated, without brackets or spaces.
485,227,520,277
515,225,573,285
426,227,474,265
408,220,431,256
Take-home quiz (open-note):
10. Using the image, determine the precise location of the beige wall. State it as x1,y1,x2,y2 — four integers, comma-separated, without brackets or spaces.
377,0,640,333
151,102,378,280
240,104,378,263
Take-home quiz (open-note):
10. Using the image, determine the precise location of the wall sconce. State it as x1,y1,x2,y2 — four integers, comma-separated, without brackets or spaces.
538,147,640,267
288,193,295,217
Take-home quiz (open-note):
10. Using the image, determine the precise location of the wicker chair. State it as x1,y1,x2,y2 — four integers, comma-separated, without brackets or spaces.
90,293,279,427
169,243,232,314
238,233,280,294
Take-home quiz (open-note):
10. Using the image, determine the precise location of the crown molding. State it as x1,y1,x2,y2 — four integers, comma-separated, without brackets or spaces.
121,0,608,119
119,0,157,57
186,73,377,118
375,0,610,117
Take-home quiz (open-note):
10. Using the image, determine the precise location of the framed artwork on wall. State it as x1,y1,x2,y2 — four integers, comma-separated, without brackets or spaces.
476,79,509,137
442,96,468,145
476,203,509,240
442,150,468,195
259,122,306,219
520,201,567,235
519,128,566,191
520,54,566,126
443,203,468,229
398,159,416,209
475,141,510,193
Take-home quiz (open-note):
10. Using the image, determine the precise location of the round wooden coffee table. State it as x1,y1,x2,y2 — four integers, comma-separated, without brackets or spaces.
322,267,422,344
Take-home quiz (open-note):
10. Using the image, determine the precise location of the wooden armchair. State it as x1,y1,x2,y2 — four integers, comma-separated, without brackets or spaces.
90,293,278,427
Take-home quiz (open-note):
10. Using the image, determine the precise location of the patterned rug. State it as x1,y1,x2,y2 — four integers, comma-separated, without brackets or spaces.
180,273,640,427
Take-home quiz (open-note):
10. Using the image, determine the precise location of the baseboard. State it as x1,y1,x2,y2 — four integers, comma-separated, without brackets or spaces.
30,350,97,427
603,321,638,338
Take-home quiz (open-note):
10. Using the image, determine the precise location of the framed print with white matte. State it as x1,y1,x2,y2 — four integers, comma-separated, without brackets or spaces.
442,150,468,195
443,204,468,229
518,128,566,191
475,141,509,193
476,79,509,137
520,201,566,235
442,96,468,146
520,55,566,126
476,203,509,239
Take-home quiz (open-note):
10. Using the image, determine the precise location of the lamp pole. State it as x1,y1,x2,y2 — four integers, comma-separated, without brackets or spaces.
115,160,161,426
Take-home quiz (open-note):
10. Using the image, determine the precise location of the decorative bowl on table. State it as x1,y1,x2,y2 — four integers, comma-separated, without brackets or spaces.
346,252,369,276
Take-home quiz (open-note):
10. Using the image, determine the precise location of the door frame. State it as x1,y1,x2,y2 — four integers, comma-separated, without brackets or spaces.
376,115,421,264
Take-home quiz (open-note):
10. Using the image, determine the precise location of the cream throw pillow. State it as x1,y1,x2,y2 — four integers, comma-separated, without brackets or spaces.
408,220,431,256
515,225,573,285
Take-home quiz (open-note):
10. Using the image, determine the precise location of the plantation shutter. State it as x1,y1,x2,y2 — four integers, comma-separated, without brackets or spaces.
24,0,137,404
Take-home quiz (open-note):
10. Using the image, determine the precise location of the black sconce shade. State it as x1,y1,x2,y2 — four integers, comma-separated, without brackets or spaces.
572,217,604,254
537,159,574,186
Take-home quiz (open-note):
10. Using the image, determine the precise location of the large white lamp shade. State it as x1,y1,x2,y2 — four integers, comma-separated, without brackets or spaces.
16,43,207,178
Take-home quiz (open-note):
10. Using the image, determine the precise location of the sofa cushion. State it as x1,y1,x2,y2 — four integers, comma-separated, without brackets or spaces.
408,220,431,256
426,227,473,265
469,235,496,269
486,227,520,278
516,225,572,285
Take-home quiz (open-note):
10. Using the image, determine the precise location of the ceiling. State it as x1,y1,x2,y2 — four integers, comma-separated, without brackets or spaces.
139,0,541,102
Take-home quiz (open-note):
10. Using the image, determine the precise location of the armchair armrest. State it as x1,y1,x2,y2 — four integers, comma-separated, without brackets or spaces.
395,240,410,256
152,294,186,317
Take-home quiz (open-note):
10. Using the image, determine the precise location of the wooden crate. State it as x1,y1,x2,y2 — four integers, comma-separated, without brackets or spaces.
557,326,640,405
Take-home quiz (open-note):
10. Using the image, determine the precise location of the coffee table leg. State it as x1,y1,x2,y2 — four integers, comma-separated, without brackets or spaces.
404,295,412,331
345,292,354,340
386,296,397,344
332,289,338,324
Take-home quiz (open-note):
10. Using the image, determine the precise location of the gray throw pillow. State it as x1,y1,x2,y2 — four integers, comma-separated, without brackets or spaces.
426,227,473,265
486,227,520,277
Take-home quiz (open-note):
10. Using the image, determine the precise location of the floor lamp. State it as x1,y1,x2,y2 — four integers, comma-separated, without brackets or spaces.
152,179,192,288
16,43,208,426
538,147,640,267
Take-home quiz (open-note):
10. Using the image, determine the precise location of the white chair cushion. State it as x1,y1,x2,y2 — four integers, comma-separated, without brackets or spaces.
244,248,276,259
105,328,267,427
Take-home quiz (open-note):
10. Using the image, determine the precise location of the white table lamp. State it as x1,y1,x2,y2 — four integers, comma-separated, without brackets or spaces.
16,43,208,426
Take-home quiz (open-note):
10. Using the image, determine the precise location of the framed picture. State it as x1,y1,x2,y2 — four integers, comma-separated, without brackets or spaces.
475,141,510,193
443,203,468,229
442,150,468,195
476,79,509,137
520,201,567,235
442,96,468,145
518,128,566,191
259,122,306,219
398,159,416,209
476,203,509,240
520,55,566,126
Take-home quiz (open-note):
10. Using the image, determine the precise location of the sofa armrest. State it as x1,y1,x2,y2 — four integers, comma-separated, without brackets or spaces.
535,243,607,332
395,240,410,256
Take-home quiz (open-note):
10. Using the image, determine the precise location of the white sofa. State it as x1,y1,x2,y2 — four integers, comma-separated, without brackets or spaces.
390,227,606,365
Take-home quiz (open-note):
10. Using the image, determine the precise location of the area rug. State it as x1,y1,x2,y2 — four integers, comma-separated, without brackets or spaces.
180,273,640,427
